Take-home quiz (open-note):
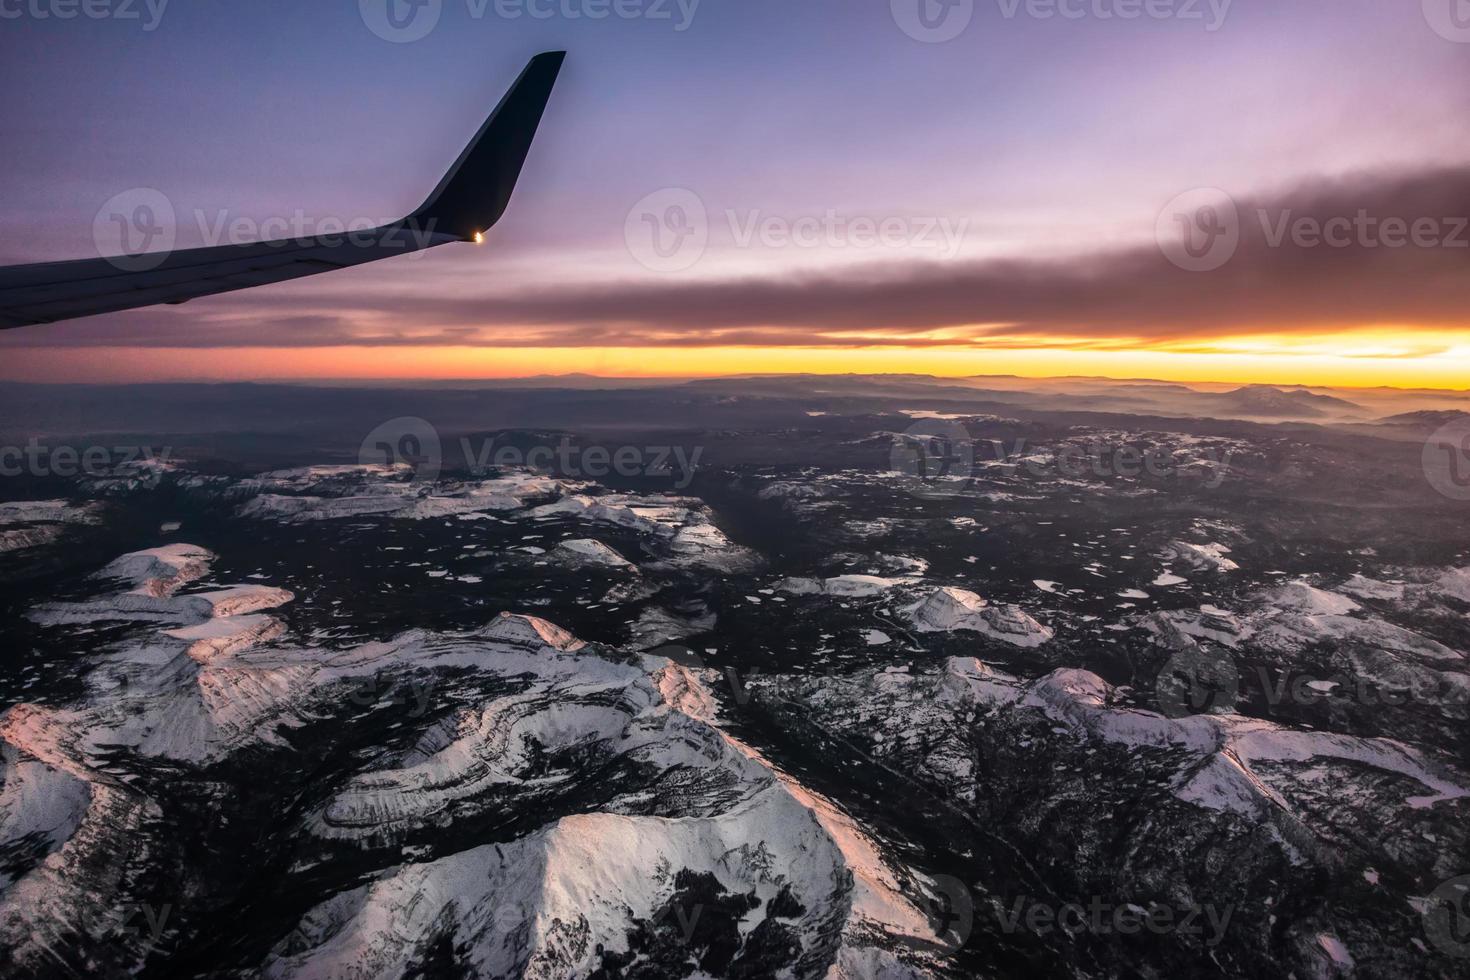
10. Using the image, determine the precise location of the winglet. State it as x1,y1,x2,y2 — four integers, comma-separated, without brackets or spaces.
407,51,566,241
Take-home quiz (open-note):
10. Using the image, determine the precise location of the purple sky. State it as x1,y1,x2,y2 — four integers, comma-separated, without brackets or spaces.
1,0,1467,377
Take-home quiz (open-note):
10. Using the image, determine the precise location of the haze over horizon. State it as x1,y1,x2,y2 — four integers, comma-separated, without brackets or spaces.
3,0,1468,386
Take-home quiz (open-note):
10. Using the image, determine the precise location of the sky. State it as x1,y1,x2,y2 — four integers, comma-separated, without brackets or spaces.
1,0,1468,387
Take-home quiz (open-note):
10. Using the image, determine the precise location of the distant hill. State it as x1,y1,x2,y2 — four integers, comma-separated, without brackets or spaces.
1203,385,1365,419
1373,409,1470,427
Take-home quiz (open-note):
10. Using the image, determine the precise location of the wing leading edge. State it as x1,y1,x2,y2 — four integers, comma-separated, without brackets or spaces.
0,51,565,331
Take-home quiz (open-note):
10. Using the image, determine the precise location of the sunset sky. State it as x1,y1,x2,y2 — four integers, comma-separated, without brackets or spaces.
2,0,1468,387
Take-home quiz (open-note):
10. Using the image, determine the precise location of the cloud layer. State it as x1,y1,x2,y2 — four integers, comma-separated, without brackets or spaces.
5,165,1468,352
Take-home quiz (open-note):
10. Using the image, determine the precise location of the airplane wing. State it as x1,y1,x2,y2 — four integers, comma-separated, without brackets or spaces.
0,51,565,331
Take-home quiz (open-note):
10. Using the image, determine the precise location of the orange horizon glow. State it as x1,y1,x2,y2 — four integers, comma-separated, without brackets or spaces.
4,337,1469,391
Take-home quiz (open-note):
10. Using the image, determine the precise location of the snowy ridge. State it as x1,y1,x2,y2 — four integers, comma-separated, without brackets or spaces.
16,545,300,762
1160,541,1239,573
236,470,567,523
0,500,104,553
271,791,932,980
751,657,1468,831
225,464,758,572
530,493,760,572
1016,670,1468,816
553,537,635,568
98,542,214,596
282,654,943,977
0,500,103,525
1146,576,1465,664
5,544,952,977
779,575,907,598
0,714,164,976
902,587,1053,648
